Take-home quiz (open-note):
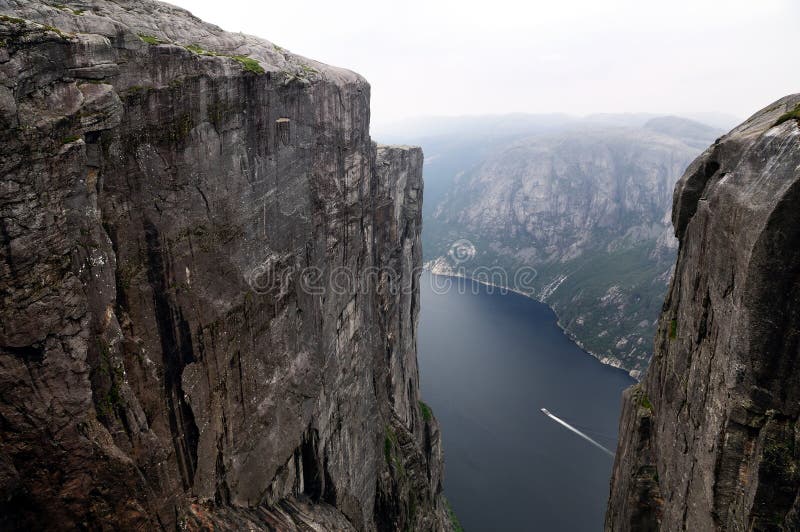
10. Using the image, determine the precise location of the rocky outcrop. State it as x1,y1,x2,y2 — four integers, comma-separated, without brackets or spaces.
606,94,800,531
426,122,718,375
0,1,449,530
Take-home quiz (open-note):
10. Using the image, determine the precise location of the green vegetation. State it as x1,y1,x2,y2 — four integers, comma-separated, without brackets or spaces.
444,499,465,532
138,34,164,45
384,426,397,464
640,391,654,412
232,55,265,74
43,24,67,37
54,4,85,15
95,340,124,420
418,400,433,422
774,103,800,127
383,426,407,477
184,43,218,56
631,384,654,413
669,319,678,339
62,135,80,144
0,15,69,37
0,15,26,25
181,43,264,75
300,64,319,76
281,63,319,85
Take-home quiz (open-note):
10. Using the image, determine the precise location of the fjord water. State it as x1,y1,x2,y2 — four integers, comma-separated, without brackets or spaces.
417,273,635,531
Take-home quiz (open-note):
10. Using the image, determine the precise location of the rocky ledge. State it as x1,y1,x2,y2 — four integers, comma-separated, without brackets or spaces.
0,1,451,530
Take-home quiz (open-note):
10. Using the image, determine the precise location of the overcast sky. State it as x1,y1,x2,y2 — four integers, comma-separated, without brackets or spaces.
167,0,799,128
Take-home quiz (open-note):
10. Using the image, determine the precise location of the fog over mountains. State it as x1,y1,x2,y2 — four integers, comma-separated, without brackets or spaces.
381,113,726,376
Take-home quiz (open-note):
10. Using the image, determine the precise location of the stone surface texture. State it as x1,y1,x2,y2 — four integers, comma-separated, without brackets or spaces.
606,94,800,531
0,1,450,530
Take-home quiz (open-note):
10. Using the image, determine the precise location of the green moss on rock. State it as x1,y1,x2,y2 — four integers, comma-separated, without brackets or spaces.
138,34,164,45
774,103,800,127
231,55,265,74
418,400,433,422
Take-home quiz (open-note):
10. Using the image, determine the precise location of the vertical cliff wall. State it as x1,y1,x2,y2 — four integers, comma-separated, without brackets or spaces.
0,1,450,530
607,94,800,531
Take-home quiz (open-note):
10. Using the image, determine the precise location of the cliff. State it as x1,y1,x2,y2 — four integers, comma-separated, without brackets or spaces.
424,121,718,376
0,1,450,530
606,94,800,530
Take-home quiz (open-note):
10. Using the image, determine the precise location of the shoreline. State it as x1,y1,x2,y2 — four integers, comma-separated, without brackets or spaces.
425,270,640,381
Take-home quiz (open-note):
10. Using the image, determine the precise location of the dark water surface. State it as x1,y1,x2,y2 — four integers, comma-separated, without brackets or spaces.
417,273,635,531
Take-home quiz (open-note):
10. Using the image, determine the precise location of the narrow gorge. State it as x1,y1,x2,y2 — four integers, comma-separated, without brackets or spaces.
0,1,451,530
607,94,800,530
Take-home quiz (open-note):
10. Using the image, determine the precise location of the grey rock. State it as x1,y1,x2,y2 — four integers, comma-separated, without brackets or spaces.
0,1,450,530
606,93,800,531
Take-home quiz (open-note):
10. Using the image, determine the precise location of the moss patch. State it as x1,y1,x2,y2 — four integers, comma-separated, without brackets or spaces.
184,43,219,56
138,34,165,45
62,135,81,144
41,24,68,37
383,425,406,477
631,383,654,413
640,391,654,412
418,400,433,422
0,15,26,25
669,319,677,340
384,426,398,464
231,55,265,74
54,4,85,15
774,103,800,127
95,340,125,420
180,44,264,75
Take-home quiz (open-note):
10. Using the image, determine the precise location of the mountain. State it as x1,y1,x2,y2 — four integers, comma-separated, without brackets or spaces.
606,94,800,530
0,1,452,530
416,117,722,376
643,116,725,149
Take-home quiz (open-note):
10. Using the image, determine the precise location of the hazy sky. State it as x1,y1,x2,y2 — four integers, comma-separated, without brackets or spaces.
167,0,799,127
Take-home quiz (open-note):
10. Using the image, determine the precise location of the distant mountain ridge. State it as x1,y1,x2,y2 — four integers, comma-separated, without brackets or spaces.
393,114,723,376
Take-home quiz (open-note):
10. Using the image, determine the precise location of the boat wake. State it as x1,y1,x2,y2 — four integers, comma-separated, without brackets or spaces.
541,408,614,457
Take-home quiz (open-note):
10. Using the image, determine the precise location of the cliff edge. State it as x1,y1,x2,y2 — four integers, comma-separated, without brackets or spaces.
0,1,450,530
606,94,800,530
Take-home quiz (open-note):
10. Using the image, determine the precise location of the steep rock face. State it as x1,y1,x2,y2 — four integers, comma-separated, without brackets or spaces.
606,94,800,531
0,1,449,530
426,123,717,375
